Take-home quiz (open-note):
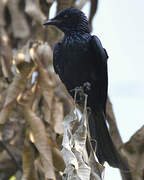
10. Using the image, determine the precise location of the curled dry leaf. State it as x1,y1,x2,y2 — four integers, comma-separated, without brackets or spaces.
76,0,88,9
0,102,14,124
0,0,7,26
31,42,54,123
22,139,38,180
23,107,56,180
25,0,46,25
34,42,53,68
31,86,42,113
61,107,91,180
0,53,35,124
57,0,74,12
0,90,7,109
61,88,103,180
0,50,12,79
4,75,27,107
7,0,30,39
34,57,54,124
0,29,12,79
52,147,65,172
0,28,9,46
89,0,98,31
52,98,64,134
17,83,37,108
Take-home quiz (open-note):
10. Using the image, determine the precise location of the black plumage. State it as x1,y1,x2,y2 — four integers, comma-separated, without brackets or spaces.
44,8,131,178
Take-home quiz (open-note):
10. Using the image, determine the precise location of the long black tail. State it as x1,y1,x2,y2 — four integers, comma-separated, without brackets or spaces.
88,111,132,179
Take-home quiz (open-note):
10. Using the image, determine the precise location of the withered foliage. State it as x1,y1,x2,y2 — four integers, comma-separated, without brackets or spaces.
0,0,143,180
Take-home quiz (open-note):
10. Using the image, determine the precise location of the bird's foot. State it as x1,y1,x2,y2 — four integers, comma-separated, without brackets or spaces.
70,86,88,108
70,86,84,94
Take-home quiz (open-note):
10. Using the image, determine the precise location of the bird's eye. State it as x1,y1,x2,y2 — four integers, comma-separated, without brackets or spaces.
63,14,69,18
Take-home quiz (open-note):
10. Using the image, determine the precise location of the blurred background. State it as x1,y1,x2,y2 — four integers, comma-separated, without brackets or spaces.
0,0,143,179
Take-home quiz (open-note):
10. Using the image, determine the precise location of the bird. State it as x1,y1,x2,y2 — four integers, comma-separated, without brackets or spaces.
43,8,131,178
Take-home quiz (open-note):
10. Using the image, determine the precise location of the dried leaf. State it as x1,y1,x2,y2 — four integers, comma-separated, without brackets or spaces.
57,0,74,12
0,47,12,78
7,0,30,39
25,0,46,24
52,147,65,172
76,0,88,9
0,0,7,26
0,28,9,46
52,99,64,134
0,103,14,124
35,58,54,123
35,43,53,68
61,107,91,180
0,89,7,109
4,75,27,107
22,139,38,180
24,107,56,180
89,0,98,31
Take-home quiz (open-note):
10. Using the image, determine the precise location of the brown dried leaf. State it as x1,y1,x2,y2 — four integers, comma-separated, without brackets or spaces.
24,107,56,180
34,43,53,68
35,56,54,90
0,103,14,124
17,83,37,108
0,50,12,79
4,75,27,107
25,0,46,25
0,29,12,79
89,0,98,31
52,98,64,134
32,87,42,113
22,139,38,180
52,147,65,171
7,0,30,39
57,0,74,12
76,0,88,9
0,28,9,46
0,0,7,26
0,89,7,109
15,60,35,78
34,58,54,123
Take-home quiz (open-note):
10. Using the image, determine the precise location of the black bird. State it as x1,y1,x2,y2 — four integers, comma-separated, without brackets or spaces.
44,8,131,177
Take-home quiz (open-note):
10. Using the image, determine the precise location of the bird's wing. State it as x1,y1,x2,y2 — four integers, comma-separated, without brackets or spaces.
53,43,60,74
90,35,108,63
53,42,65,78
53,42,66,84
89,35,108,113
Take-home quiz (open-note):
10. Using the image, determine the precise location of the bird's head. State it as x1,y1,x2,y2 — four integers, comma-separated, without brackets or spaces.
43,8,90,34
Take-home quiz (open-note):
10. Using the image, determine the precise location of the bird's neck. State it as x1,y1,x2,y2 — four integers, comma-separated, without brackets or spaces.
62,32,91,46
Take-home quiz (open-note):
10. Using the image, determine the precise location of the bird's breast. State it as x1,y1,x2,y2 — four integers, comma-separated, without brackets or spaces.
57,45,94,88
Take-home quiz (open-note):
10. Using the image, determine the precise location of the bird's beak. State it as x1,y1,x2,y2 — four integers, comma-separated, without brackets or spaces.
43,18,61,26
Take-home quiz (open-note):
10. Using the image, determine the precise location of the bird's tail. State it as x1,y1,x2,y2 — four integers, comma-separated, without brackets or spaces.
88,111,132,179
